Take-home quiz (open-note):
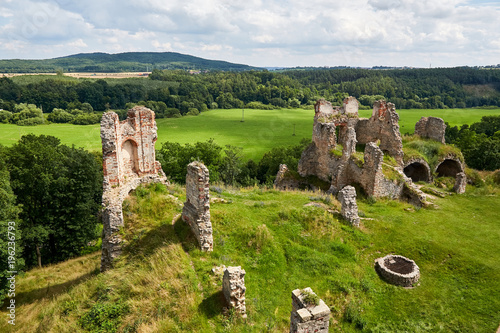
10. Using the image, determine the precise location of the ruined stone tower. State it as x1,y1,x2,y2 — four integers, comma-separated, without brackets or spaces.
100,106,167,272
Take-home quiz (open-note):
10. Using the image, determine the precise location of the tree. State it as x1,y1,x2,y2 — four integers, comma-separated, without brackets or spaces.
0,146,23,302
5,135,102,267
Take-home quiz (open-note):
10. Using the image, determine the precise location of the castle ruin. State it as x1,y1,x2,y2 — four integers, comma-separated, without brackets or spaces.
100,106,167,272
288,98,465,205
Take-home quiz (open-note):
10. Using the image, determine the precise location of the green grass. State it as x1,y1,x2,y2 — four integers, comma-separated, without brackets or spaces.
1,183,498,332
1,107,500,161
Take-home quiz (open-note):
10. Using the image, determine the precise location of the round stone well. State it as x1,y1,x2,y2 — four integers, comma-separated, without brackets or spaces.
375,254,420,287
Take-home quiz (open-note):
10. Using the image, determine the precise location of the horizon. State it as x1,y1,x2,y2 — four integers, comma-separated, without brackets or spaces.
1,1,499,68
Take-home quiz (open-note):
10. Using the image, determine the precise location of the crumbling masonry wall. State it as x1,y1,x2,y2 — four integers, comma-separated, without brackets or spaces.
415,116,446,144
182,161,213,251
101,106,167,272
298,98,410,200
223,266,247,318
290,288,330,333
338,185,360,227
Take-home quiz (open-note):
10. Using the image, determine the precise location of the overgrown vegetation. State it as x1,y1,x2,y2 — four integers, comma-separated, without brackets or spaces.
445,115,500,170
1,183,498,332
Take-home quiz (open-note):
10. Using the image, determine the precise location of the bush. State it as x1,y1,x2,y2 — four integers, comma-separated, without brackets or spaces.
0,110,12,124
47,108,75,123
71,113,101,125
16,117,45,126
186,108,199,116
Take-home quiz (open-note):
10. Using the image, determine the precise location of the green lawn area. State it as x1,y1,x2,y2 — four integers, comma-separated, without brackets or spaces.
1,107,500,161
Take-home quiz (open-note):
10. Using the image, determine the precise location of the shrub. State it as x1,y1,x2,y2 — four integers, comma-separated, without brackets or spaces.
16,117,45,126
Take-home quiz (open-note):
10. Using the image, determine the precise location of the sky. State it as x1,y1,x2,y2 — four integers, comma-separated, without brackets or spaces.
0,0,499,68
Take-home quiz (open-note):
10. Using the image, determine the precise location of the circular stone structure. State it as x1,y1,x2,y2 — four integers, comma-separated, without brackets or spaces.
375,255,420,287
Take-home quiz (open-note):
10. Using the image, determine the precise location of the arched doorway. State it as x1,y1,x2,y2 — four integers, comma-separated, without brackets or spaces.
435,159,462,178
404,161,431,183
122,140,139,176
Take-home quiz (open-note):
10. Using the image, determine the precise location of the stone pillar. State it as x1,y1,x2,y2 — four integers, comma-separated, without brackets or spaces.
453,172,467,194
182,161,213,251
223,266,247,318
338,185,360,227
290,288,330,333
342,127,357,159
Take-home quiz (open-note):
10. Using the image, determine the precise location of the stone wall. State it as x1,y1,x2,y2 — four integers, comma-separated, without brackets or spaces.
100,107,167,272
453,172,467,194
182,161,213,252
338,186,360,227
415,116,446,144
296,98,428,206
223,266,247,318
290,288,330,333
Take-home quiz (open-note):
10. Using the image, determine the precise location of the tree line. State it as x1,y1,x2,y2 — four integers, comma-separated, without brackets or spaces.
0,67,499,126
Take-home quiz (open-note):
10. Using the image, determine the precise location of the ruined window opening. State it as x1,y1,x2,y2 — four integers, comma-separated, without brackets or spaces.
404,162,430,183
436,159,462,178
122,140,139,175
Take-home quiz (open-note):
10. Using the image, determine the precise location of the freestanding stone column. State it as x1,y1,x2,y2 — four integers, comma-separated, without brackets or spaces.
338,185,360,227
223,266,247,318
290,288,330,333
453,172,467,194
182,161,213,251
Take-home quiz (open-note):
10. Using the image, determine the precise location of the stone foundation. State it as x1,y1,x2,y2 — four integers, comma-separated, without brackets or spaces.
290,288,330,333
182,161,213,251
375,254,420,287
338,186,360,227
223,266,247,318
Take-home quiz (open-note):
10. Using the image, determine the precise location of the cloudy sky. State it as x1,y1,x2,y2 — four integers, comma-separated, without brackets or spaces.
0,0,499,68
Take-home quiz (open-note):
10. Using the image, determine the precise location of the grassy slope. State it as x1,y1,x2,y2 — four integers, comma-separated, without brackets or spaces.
1,183,498,332
1,107,500,161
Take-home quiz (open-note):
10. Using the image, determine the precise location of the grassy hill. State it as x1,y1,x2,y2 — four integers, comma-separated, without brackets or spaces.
0,52,260,73
1,181,499,332
1,107,500,161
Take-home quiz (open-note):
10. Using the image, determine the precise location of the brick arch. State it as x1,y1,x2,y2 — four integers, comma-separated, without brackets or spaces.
403,159,431,183
435,158,463,178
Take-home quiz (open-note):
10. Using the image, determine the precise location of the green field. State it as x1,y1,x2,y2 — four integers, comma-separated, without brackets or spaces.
1,107,500,160
2,183,498,332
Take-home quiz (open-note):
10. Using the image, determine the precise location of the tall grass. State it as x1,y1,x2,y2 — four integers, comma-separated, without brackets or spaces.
1,183,499,332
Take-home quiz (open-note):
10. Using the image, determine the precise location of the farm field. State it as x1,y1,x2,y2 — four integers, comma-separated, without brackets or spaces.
1,107,499,161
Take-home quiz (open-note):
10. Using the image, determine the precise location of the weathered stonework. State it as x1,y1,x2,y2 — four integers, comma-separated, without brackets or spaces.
375,254,420,287
223,266,247,318
338,186,360,227
415,116,446,144
100,107,167,272
182,161,213,252
290,288,330,333
453,172,467,194
403,158,432,183
297,98,428,206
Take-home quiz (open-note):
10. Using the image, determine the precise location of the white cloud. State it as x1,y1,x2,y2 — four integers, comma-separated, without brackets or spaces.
0,0,498,67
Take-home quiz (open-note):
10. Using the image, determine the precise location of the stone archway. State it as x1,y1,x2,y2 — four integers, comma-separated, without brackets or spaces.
435,159,463,178
122,140,139,176
403,160,431,183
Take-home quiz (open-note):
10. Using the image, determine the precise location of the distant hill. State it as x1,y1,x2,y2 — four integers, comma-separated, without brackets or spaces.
0,52,261,73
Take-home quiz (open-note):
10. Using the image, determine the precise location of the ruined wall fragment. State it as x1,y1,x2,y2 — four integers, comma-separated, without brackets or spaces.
100,107,167,272
453,172,467,194
415,117,446,144
290,288,330,333
182,161,213,251
356,100,403,164
338,185,360,227
223,266,247,318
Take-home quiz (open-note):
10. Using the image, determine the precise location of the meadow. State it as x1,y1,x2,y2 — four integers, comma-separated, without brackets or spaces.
1,107,500,161
1,182,498,332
